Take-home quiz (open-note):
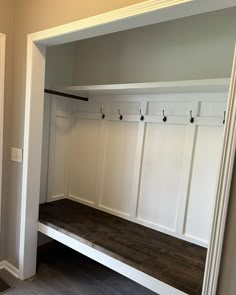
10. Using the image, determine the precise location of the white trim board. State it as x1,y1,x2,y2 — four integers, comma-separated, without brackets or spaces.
38,222,187,295
30,0,236,46
202,46,236,295
0,260,20,278
0,33,6,239
19,2,236,295
59,78,230,96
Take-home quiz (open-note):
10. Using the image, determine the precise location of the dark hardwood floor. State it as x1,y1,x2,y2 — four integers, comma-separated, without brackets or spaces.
0,242,155,295
0,276,11,293
38,199,207,295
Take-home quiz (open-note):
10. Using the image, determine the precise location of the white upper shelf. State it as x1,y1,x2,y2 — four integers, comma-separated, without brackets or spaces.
58,78,230,96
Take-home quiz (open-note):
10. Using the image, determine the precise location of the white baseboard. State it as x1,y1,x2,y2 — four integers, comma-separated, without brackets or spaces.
0,260,19,278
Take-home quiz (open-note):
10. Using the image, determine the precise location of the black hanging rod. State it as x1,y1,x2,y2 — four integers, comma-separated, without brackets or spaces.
44,88,89,102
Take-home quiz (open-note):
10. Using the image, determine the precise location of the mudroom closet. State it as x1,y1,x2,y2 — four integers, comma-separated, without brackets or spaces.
42,80,227,247
37,12,234,295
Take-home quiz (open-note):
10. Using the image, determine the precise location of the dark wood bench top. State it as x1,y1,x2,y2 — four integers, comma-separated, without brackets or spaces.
39,199,207,295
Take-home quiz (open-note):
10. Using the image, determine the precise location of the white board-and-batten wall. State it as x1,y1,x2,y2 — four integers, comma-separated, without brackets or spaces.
44,89,227,248
39,11,236,248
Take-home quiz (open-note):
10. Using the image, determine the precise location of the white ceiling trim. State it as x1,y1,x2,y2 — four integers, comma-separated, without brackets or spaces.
31,0,236,46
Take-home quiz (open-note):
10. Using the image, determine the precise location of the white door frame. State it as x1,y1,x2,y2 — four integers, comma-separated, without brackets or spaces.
19,1,236,294
0,33,6,234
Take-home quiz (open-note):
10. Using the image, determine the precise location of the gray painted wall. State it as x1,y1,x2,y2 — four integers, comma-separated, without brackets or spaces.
73,9,236,85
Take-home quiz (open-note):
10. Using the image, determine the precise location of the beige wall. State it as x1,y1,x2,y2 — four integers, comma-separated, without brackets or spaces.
0,0,147,266
0,0,236,294
218,167,236,294
2,0,149,266
0,0,15,261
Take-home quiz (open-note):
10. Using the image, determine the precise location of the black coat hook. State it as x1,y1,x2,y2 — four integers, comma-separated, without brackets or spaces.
100,108,105,119
162,110,167,122
118,109,123,120
190,110,194,123
223,111,226,125
140,109,144,121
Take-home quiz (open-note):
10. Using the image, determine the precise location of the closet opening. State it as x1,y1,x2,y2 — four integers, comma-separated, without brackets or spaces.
37,14,232,294
20,3,236,295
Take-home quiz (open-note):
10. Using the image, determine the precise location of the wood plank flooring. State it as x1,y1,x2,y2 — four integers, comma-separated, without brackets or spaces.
39,199,207,295
0,276,11,293
0,242,155,295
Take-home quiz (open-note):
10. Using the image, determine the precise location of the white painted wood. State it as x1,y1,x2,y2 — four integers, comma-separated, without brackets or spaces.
175,125,196,236
202,46,236,295
39,94,51,204
109,101,142,115
20,2,236,294
47,96,71,201
60,78,230,96
129,102,147,219
72,100,102,114
70,93,228,125
184,126,224,244
136,215,208,246
137,123,187,232
95,120,107,208
73,112,225,126
148,100,191,116
29,1,236,47
63,102,72,200
38,222,187,295
0,33,5,234
68,118,102,205
46,95,225,246
91,92,228,103
199,101,227,117
68,194,95,207
19,40,46,279
99,121,139,217
194,117,225,127
174,101,198,240
47,96,60,201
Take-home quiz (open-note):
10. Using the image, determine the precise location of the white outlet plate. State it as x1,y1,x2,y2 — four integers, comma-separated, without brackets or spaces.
11,147,23,163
